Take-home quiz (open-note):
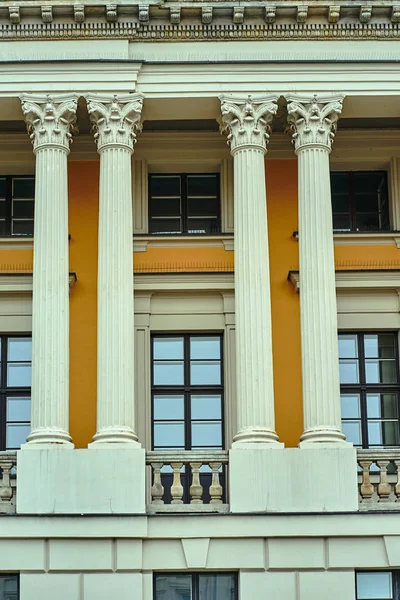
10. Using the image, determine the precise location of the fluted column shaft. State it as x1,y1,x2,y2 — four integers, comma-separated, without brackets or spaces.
287,94,347,445
220,95,281,446
20,94,78,447
87,94,143,445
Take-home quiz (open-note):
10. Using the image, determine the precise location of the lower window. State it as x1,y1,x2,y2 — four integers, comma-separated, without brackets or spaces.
356,571,398,599
154,573,237,600
0,574,19,600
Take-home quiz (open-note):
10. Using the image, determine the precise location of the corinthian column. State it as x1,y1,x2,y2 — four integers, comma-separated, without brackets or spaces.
219,95,282,446
21,94,78,447
286,94,347,445
86,94,143,445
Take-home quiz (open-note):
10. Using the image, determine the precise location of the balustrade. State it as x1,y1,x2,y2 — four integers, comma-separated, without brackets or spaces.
357,449,400,508
0,452,17,514
146,450,229,512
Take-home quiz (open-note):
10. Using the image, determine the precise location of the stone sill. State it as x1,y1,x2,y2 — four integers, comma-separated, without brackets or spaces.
133,235,234,253
0,237,33,250
147,503,230,514
333,232,400,247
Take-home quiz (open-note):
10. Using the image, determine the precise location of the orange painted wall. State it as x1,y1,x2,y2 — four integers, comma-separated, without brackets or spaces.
68,162,99,448
266,159,303,447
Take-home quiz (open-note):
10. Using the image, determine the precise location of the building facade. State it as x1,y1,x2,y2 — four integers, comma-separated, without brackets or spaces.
0,2,400,599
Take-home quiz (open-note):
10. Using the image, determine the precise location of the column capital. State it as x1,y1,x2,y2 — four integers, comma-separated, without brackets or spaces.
86,93,144,153
219,94,278,154
286,93,344,153
20,93,79,154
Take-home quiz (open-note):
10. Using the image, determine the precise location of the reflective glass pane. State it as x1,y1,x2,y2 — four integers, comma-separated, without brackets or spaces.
199,574,236,600
12,220,34,236
364,334,395,358
368,421,400,446
8,337,32,361
12,199,34,218
333,213,351,231
338,335,358,358
342,421,361,446
191,395,222,419
154,422,185,448
154,361,184,386
7,363,31,387
153,337,184,360
367,394,398,419
187,197,219,217
191,422,222,448
187,175,218,197
191,361,221,385
150,218,182,234
150,197,181,218
7,397,31,422
190,336,220,360
155,574,191,600
154,395,184,420
6,423,30,449
0,574,18,600
341,394,360,419
365,360,396,384
356,572,392,599
356,212,382,231
150,176,181,197
13,177,35,199
331,172,349,195
339,360,359,384
331,193,350,213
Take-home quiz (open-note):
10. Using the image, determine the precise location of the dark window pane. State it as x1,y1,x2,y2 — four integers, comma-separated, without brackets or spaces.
367,393,398,419
355,212,382,231
0,199,6,219
12,220,34,236
331,172,349,195
187,197,219,217
187,218,220,234
355,192,381,213
199,574,236,600
0,220,6,236
155,574,192,600
150,218,182,234
0,575,18,600
12,199,34,219
331,193,350,213
365,359,397,384
150,176,181,197
150,197,181,218
354,171,387,194
13,177,35,199
333,213,351,231
187,175,219,197
0,178,6,199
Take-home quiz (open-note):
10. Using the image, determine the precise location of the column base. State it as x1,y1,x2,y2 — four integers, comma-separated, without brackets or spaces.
22,427,74,449
89,426,141,447
232,427,283,448
299,426,351,447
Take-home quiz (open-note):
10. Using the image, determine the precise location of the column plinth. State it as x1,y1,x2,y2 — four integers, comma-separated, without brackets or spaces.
220,95,282,447
286,94,349,446
86,94,143,446
20,93,78,448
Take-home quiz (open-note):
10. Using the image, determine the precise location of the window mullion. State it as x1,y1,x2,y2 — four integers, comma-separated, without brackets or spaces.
5,177,12,236
182,174,188,234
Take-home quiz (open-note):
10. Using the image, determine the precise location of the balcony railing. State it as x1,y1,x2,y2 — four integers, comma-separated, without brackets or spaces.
357,449,400,509
0,452,17,514
146,450,229,512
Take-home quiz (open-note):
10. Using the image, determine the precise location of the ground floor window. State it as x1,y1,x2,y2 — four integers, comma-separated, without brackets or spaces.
154,573,237,600
356,571,398,599
0,574,18,600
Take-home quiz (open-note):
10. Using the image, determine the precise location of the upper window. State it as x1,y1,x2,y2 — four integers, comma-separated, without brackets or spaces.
0,176,34,236
0,336,32,450
331,171,389,232
356,572,396,599
149,174,221,235
339,332,400,448
154,573,237,600
0,574,18,600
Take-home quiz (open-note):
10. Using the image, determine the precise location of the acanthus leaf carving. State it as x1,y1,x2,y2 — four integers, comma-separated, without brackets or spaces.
219,94,278,154
86,93,144,153
285,93,344,152
20,93,79,153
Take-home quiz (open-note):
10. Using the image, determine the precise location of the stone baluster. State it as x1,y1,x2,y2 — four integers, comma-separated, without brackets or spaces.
219,95,282,446
86,94,143,445
286,94,348,446
171,462,184,504
394,459,400,500
150,462,164,505
377,460,392,501
21,94,78,447
359,460,374,501
209,461,223,504
190,462,203,504
0,462,13,502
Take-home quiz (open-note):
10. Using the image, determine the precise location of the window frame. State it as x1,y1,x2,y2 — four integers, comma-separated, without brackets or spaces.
148,173,221,236
339,331,400,448
330,170,390,233
150,333,225,451
153,572,238,600
0,573,19,600
0,175,35,237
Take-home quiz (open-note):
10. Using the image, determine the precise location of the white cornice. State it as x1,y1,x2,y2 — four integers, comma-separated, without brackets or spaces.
133,235,234,252
134,272,234,291
0,273,77,292
289,269,400,293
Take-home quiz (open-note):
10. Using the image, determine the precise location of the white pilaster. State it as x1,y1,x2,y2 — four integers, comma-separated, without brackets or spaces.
219,95,282,446
86,93,143,445
286,93,348,446
20,93,78,447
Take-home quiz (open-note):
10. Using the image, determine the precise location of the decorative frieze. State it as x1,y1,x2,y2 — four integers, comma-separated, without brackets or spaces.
106,4,117,21
360,5,372,23
40,5,52,22
233,6,244,24
297,5,308,23
73,4,85,22
201,6,213,24
138,4,149,23
392,5,400,22
8,6,20,24
264,5,276,23
170,6,181,24
328,5,340,23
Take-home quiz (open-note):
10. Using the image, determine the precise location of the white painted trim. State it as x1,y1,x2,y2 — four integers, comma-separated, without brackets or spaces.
133,273,234,291
0,237,33,250
289,269,400,292
133,235,234,252
333,232,400,247
0,273,76,293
